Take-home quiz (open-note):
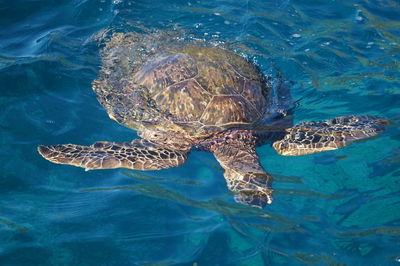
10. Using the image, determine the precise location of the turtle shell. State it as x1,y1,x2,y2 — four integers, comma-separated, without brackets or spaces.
131,46,270,137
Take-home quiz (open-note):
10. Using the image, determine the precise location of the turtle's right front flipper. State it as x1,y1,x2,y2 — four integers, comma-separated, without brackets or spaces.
273,115,387,156
38,139,188,171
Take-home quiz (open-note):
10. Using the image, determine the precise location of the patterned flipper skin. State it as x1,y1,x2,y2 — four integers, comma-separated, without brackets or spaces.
38,139,187,171
273,115,387,156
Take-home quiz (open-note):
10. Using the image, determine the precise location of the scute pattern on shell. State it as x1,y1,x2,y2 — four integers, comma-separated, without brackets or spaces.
131,46,271,137
93,31,271,138
134,53,199,95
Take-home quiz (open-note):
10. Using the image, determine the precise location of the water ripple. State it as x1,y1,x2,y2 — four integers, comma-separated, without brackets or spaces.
1,0,399,265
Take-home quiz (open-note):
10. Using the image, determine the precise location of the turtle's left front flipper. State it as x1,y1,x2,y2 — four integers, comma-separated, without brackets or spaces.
38,139,188,171
273,115,387,156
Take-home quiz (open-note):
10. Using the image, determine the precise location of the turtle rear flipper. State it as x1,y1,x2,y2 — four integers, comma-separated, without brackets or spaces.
211,134,273,208
273,115,387,156
38,139,188,171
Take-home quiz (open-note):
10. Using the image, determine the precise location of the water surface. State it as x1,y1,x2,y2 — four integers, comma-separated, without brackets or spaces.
1,0,399,265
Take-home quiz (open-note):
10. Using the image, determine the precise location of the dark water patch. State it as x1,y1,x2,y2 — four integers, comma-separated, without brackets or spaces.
313,153,342,165
122,169,203,185
81,183,298,231
338,227,400,238
0,218,28,233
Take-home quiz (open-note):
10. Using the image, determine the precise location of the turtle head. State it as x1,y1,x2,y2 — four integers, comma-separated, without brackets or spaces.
224,169,273,208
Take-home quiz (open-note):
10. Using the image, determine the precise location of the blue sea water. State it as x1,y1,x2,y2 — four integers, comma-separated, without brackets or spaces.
1,0,400,265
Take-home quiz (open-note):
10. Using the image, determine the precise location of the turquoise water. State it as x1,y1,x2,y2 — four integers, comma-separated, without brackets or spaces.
1,0,400,265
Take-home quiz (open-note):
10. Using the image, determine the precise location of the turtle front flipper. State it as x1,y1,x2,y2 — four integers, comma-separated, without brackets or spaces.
273,115,387,156
38,139,188,171
211,134,273,208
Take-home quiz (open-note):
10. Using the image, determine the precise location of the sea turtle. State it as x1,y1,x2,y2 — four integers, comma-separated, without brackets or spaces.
38,31,386,208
